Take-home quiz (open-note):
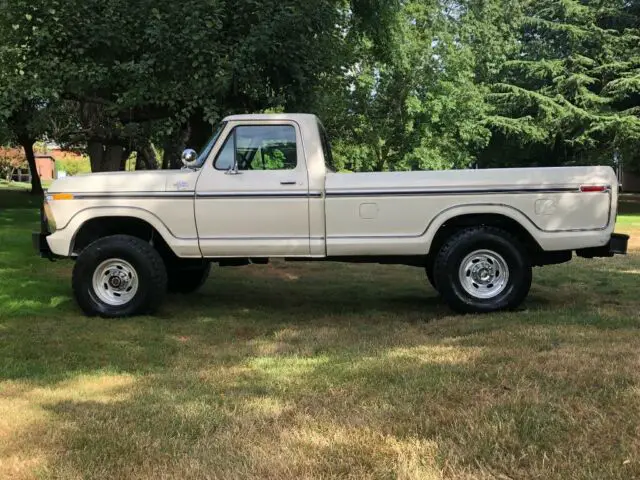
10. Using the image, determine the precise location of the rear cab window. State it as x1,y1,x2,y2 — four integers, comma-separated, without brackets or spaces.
318,121,335,172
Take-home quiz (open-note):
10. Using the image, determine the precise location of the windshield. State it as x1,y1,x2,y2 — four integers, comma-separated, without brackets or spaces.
195,122,227,167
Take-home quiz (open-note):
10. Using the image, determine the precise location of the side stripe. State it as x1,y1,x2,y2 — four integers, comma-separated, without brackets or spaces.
324,187,580,197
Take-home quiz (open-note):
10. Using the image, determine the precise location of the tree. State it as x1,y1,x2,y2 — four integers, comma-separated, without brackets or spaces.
5,102,45,195
321,0,491,172
0,0,59,194
592,0,640,171
0,146,24,181
479,0,640,169
0,0,400,172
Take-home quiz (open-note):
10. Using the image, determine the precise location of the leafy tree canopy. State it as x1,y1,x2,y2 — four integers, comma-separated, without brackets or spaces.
480,0,640,169
0,0,639,176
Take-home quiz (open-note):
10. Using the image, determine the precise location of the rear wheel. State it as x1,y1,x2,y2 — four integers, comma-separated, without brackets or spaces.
167,263,211,294
433,227,532,314
72,235,167,317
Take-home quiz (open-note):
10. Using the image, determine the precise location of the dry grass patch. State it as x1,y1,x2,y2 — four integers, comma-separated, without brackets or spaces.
1,192,640,479
0,374,135,480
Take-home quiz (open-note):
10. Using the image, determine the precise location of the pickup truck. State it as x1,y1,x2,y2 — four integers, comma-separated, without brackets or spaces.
33,113,629,317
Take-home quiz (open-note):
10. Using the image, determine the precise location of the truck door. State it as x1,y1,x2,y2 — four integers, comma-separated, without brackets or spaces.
194,122,311,257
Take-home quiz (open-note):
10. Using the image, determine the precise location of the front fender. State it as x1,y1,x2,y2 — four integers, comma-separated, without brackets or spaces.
47,206,200,258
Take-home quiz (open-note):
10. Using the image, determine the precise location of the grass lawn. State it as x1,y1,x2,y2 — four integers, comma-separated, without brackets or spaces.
1,188,639,479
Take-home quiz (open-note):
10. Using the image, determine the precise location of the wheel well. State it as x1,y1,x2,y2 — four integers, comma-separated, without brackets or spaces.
427,213,573,267
429,213,543,258
72,217,177,262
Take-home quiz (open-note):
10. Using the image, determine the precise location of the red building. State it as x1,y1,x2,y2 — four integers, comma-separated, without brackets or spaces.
1,148,58,182
35,155,56,180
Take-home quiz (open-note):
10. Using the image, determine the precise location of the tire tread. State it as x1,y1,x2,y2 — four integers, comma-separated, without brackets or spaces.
72,235,167,317
433,226,532,313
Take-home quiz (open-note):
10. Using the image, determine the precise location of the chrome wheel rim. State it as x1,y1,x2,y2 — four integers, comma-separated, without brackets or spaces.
92,259,139,306
458,249,509,300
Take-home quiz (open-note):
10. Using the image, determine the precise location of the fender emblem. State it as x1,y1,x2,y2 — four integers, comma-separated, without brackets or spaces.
535,198,556,215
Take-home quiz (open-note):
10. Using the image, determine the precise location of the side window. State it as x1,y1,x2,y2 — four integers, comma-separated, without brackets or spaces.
214,125,297,171
215,134,235,171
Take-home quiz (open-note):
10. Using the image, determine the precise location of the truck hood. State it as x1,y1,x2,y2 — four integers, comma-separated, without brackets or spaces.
47,170,198,194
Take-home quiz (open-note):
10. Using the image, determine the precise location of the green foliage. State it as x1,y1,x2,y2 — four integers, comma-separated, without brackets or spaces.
0,147,32,184
0,0,397,141
479,0,640,168
0,0,639,172
56,156,91,176
320,0,491,172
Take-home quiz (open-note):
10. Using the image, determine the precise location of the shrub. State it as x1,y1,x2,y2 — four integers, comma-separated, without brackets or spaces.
0,147,26,180
56,156,91,176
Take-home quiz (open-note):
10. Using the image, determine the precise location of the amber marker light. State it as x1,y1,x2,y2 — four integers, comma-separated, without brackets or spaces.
49,193,75,200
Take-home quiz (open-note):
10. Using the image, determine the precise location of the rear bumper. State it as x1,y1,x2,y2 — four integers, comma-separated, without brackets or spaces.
577,233,629,258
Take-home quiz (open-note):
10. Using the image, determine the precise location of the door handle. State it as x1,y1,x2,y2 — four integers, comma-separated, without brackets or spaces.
280,181,296,185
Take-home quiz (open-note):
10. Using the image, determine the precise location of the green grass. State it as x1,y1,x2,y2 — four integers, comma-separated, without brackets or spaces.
1,188,640,479
0,179,30,190
0,179,52,189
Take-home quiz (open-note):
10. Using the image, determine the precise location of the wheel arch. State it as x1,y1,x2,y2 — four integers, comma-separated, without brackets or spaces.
427,205,539,248
69,209,181,261
426,207,573,267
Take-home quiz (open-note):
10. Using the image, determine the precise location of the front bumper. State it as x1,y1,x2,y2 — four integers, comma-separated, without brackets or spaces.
32,232,56,260
32,198,57,260
577,233,630,258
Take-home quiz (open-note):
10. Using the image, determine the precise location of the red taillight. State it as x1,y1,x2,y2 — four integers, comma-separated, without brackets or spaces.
580,185,609,193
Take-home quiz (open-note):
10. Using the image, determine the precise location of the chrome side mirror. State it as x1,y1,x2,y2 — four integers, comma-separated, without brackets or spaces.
181,149,198,168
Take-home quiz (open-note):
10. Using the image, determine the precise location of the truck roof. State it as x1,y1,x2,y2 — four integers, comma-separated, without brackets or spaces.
222,113,319,123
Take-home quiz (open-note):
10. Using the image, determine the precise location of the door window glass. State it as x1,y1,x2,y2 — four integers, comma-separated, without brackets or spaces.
215,134,235,171
215,125,297,171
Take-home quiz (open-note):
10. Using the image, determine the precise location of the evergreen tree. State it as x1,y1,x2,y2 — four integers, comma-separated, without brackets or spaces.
480,0,640,169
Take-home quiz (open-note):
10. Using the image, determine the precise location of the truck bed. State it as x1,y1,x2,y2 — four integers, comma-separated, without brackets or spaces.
324,166,618,255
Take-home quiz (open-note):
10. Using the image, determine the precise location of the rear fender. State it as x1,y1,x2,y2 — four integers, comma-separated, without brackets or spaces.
424,204,539,252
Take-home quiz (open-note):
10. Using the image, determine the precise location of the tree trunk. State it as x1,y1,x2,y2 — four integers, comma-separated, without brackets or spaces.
162,124,191,169
20,138,43,196
375,143,386,172
88,142,126,172
161,147,170,170
187,109,214,152
120,147,131,171
88,141,104,172
103,145,125,172
136,142,159,170
135,151,143,170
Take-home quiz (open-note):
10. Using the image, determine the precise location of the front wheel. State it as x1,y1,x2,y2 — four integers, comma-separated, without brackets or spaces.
433,227,532,314
167,263,211,294
72,235,168,317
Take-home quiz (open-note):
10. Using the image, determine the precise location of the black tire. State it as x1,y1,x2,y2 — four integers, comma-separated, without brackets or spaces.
72,235,167,318
433,227,532,314
425,257,439,293
167,263,211,294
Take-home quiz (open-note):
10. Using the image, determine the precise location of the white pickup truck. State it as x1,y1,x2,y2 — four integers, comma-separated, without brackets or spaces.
33,114,628,317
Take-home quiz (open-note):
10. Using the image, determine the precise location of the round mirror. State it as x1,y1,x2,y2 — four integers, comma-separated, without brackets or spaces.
181,149,198,168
